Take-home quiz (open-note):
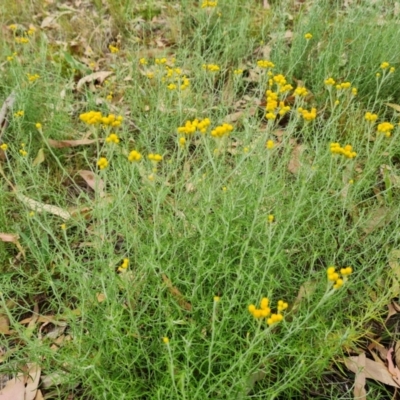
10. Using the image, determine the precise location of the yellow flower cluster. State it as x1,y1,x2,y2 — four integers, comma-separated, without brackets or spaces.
298,107,317,121
106,133,120,144
79,111,123,127
0,144,8,151
155,58,167,65
178,118,211,134
8,24,17,30
148,153,163,162
27,73,40,82
109,45,119,53
330,143,357,158
248,297,288,326
294,86,308,96
265,90,290,119
257,60,275,69
128,150,142,162
380,61,395,72
324,77,335,86
15,37,29,44
14,110,24,117
365,112,378,122
118,258,129,272
336,82,351,90
233,69,243,75
377,122,394,137
211,123,233,138
97,157,108,170
327,266,352,289
304,33,313,39
201,0,217,7
203,64,220,72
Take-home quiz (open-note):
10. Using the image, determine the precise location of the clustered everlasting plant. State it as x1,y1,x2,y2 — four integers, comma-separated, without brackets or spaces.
1,0,400,398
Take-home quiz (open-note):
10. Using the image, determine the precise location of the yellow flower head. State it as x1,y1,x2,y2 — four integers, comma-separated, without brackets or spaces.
109,45,119,53
162,337,170,344
128,150,142,162
380,61,390,69
304,33,313,40
266,140,275,150
97,157,108,170
148,153,163,162
324,77,336,86
202,64,220,72
0,144,8,151
257,60,275,69
35,122,42,130
105,133,120,144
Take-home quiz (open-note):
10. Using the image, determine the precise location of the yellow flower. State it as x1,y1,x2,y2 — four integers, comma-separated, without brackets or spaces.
97,157,108,170
29,211,35,217
27,73,40,82
299,107,317,121
201,0,218,8
267,313,283,326
8,24,17,30
14,110,24,117
268,214,274,223
330,143,356,158
211,123,233,138
265,112,276,120
106,92,113,101
117,258,129,272
257,60,275,69
294,87,308,97
179,137,186,147
35,122,42,130
377,122,394,137
60,224,66,230
380,61,390,69
167,83,177,90
324,77,336,86
213,296,220,302
233,69,243,75
109,45,119,53
19,149,27,157
128,150,142,162
146,72,154,79
333,279,344,290
340,266,353,276
155,58,167,65
266,140,275,150
277,300,288,312
162,337,170,344
27,27,36,36
351,87,358,96
202,64,220,72
334,100,340,106
139,58,147,65
304,33,313,40
106,133,120,144
15,37,29,44
148,153,163,162
390,67,395,73
0,144,8,151
365,112,378,122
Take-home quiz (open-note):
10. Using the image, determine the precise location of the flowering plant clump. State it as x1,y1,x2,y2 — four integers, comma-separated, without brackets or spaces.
330,143,357,158
377,122,394,137
327,266,352,289
211,123,233,138
265,90,290,120
248,297,288,326
298,107,317,121
202,64,220,72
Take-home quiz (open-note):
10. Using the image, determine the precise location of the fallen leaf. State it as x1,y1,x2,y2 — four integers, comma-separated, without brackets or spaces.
389,250,400,296
385,302,399,323
344,355,400,388
96,293,106,303
24,363,41,400
0,233,25,258
162,274,192,311
353,352,367,400
0,374,25,400
0,315,9,334
40,15,60,29
47,138,97,148
0,92,16,136
362,206,390,234
16,193,71,220
77,170,105,197
395,341,400,370
76,71,113,91
387,348,400,386
368,341,388,363
386,103,400,113
288,144,304,174
32,149,45,167
34,389,44,400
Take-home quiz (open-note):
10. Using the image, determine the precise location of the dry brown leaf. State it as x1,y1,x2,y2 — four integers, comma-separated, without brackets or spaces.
0,374,25,400
395,341,400,369
76,71,113,91
387,348,400,386
386,302,399,323
0,92,16,138
369,341,388,363
24,363,41,400
34,389,44,400
353,352,367,400
0,315,9,334
362,206,390,234
40,16,60,29
16,193,71,220
47,138,97,148
162,274,192,311
288,144,304,174
96,293,106,303
344,355,400,388
32,149,45,167
0,233,25,258
78,170,105,197
386,103,400,113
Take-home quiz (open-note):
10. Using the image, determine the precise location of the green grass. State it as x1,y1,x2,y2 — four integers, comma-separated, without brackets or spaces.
1,0,400,398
